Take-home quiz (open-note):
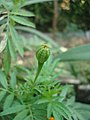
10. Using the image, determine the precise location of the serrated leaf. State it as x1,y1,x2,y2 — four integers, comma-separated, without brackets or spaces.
8,38,17,61
10,16,35,28
0,70,8,88
53,108,63,120
60,86,69,102
9,25,24,57
67,107,78,120
3,94,14,110
10,69,17,89
0,105,26,116
53,105,69,120
0,91,6,102
13,110,28,120
55,102,72,120
47,103,52,119
11,9,35,17
3,42,11,75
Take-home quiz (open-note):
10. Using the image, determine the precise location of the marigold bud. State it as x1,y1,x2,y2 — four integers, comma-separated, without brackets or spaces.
36,44,50,64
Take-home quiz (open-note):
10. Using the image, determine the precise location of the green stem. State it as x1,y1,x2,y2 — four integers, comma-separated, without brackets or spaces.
34,62,44,82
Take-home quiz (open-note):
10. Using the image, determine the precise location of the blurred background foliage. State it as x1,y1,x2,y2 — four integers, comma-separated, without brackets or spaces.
26,0,90,32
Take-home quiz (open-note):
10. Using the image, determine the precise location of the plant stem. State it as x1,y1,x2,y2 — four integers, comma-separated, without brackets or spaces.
34,62,44,82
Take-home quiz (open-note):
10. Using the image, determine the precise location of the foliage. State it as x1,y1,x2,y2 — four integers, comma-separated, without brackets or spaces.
59,43,90,61
0,0,90,120
66,96,90,120
26,0,90,31
0,56,90,120
25,1,54,32
68,61,90,84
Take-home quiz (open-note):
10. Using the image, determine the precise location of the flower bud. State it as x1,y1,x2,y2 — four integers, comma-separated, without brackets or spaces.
36,44,50,64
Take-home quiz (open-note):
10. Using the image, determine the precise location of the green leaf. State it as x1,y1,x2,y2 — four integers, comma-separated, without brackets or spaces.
21,0,53,7
8,37,17,61
53,108,63,120
74,110,85,120
53,105,69,120
24,115,31,120
3,94,14,110
67,107,78,120
60,86,69,102
47,103,52,119
3,43,11,75
10,16,35,28
9,25,24,57
0,70,8,88
72,102,90,120
13,110,28,120
55,102,72,120
60,44,90,61
73,102,90,111
35,98,48,104
11,9,35,17
0,105,26,116
0,91,6,102
10,69,17,89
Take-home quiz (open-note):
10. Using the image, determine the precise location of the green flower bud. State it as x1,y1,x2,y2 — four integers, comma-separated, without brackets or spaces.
36,44,50,64
34,44,50,82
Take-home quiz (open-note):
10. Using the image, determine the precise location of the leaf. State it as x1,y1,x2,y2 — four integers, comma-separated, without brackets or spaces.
9,24,24,57
8,37,17,61
11,9,35,17
24,115,31,120
53,105,70,120
73,102,90,111
0,91,6,102
53,108,63,120
3,94,14,110
0,105,26,116
35,98,48,104
74,110,85,120
47,103,52,119
0,34,7,53
60,85,69,102
67,107,78,120
3,42,11,75
10,69,17,89
72,102,90,120
10,16,35,28
60,44,90,61
0,70,8,88
13,110,28,120
21,0,54,7
55,102,72,120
